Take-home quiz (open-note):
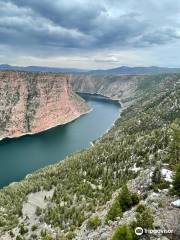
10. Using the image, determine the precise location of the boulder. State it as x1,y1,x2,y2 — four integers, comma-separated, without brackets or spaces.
171,199,180,208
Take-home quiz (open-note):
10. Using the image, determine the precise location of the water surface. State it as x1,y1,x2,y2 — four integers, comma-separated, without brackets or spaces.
0,94,120,188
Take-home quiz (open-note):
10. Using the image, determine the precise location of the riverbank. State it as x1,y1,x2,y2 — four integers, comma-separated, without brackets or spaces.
0,94,120,188
0,73,179,240
0,107,92,142
79,92,123,147
0,91,123,143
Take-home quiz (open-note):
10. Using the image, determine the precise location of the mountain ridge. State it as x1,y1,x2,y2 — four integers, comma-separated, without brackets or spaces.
1,64,180,75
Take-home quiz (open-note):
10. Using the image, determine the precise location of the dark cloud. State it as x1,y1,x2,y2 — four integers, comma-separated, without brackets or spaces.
0,0,180,67
0,1,95,54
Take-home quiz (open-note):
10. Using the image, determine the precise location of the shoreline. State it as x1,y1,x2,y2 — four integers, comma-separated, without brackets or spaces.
0,93,123,189
0,107,93,142
76,90,125,110
6,102,121,189
0,92,123,142
80,91,123,147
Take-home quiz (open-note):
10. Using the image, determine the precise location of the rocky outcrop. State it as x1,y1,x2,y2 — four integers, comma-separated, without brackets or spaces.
0,71,90,140
70,74,146,108
74,169,180,240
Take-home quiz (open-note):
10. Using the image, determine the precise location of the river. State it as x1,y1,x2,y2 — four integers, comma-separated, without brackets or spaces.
0,93,120,188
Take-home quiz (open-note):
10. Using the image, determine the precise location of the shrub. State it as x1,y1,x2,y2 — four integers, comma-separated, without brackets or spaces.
16,236,23,240
87,215,101,229
9,231,15,238
35,206,42,216
19,224,28,235
119,185,132,212
158,180,170,189
41,234,54,240
152,167,161,184
31,224,38,231
31,233,38,239
131,193,140,205
173,164,180,196
106,185,140,223
59,234,67,240
142,193,148,200
106,199,122,222
66,231,76,240
149,183,159,192
136,208,154,229
135,204,146,213
112,225,133,240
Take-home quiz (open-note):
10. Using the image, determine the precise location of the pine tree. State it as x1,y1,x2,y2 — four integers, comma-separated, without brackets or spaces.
173,164,180,196
106,199,122,222
112,225,133,240
152,167,161,184
119,185,132,212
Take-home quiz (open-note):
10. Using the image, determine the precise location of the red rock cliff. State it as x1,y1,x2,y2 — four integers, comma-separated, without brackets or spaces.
0,71,90,139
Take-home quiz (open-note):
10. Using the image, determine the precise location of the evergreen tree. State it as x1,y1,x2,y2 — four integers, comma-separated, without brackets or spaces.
112,225,133,240
87,215,100,229
152,167,161,184
136,208,154,229
169,122,180,164
106,199,122,222
119,185,132,212
173,164,180,196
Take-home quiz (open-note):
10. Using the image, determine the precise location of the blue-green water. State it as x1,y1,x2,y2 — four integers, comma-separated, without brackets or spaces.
0,94,120,188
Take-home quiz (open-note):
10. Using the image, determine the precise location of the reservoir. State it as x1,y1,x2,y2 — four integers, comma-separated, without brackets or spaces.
0,94,120,188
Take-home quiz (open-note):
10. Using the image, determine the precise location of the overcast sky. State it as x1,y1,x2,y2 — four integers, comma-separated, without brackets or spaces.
0,0,180,69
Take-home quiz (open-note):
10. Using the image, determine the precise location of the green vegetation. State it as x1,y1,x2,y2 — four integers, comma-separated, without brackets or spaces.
152,167,161,184
31,224,38,231
19,224,28,235
106,199,122,222
150,166,170,191
87,215,101,229
132,206,154,230
106,185,139,222
135,204,146,213
112,224,133,240
173,163,180,196
16,235,23,240
35,206,42,216
135,208,154,229
0,73,179,238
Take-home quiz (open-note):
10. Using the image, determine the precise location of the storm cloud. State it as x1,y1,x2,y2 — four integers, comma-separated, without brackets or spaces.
0,0,180,68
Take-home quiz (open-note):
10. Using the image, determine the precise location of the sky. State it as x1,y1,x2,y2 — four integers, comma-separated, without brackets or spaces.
0,0,180,69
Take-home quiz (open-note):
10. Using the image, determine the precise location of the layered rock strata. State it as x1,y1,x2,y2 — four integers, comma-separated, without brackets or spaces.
0,71,90,140
70,74,145,107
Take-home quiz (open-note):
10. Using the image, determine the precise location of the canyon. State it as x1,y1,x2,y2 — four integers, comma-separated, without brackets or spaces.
70,74,146,108
0,71,179,240
0,71,90,140
0,71,177,141
0,71,148,141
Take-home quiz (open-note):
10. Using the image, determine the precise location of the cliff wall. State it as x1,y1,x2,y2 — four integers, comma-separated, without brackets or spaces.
70,74,146,107
0,71,90,139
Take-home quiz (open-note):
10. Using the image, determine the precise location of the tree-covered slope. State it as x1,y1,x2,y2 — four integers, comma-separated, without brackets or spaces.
0,74,179,240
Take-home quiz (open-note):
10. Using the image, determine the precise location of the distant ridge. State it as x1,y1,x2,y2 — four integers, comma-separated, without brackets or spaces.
0,64,85,73
87,66,180,75
0,64,180,75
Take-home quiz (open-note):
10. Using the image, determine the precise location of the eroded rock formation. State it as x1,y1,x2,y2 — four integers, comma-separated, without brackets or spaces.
70,74,145,107
0,71,90,140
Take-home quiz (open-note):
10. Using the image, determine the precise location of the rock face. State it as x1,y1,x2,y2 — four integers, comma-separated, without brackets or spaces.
0,71,90,140
70,74,145,107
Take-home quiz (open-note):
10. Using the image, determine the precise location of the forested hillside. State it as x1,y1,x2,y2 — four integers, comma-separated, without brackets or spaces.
0,74,179,240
